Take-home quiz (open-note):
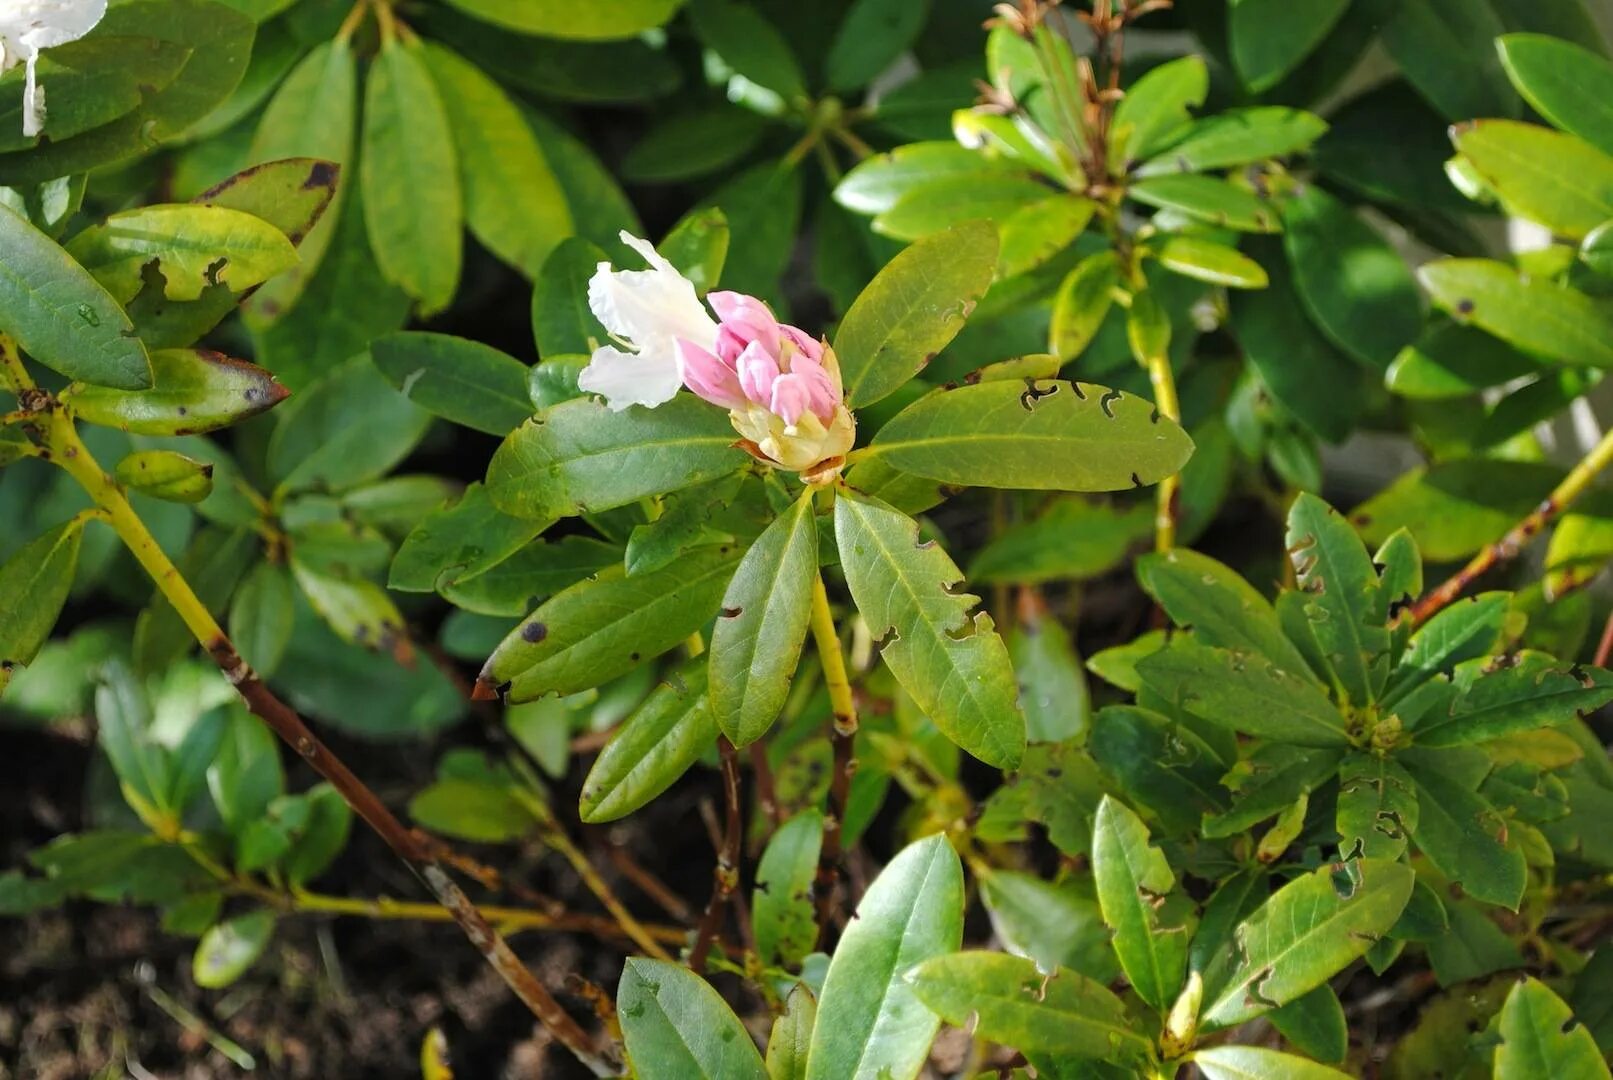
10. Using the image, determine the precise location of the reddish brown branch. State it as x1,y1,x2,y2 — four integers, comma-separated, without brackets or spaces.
749,741,782,830
1408,500,1557,626
689,737,743,971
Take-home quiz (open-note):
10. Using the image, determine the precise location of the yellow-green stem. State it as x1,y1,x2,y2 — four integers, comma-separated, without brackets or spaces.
808,571,858,939
1145,350,1181,552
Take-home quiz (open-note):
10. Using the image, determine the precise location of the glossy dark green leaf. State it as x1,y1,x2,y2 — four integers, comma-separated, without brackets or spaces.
1091,796,1195,1015
0,36,190,153
866,379,1193,492
266,355,431,494
579,659,716,823
1007,595,1089,744
1384,593,1509,703
979,870,1116,983
1380,0,1519,121
1138,107,1327,177
805,833,963,1080
371,332,531,436
1109,55,1207,169
362,40,462,314
424,43,572,278
1386,322,1544,400
1498,33,1613,157
622,106,767,185
1454,120,1613,239
0,518,86,693
487,396,745,522
1138,548,1316,679
532,238,609,358
834,489,1025,768
619,957,767,1080
752,808,822,969
658,208,730,296
229,561,294,678
1419,258,1613,368
1135,638,1350,747
1287,492,1391,707
1406,759,1527,909
1228,0,1349,92
1205,745,1342,839
970,499,1149,586
1416,652,1613,747
825,0,927,91
688,0,804,100
440,535,619,617
710,493,818,747
1201,859,1414,1029
1090,705,1230,836
0,200,150,389
1336,753,1419,861
480,544,739,702
1270,984,1349,1065
388,482,545,594
1283,185,1422,369
833,221,997,408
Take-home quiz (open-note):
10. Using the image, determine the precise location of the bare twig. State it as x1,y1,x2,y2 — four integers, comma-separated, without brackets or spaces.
690,737,743,971
749,741,782,830
808,573,860,943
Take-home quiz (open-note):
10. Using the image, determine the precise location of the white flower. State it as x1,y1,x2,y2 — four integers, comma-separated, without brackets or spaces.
579,231,718,411
0,0,108,139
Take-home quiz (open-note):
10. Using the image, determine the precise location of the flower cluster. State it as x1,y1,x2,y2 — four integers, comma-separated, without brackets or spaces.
580,232,855,480
1,0,108,138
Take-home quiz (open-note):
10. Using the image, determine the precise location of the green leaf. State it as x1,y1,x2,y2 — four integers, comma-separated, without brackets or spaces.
834,490,1025,768
979,870,1117,983
1201,859,1414,1029
0,519,86,691
133,527,257,673
688,0,804,100
0,0,255,185
1498,34,1613,157
115,450,214,504
1419,258,1613,368
290,557,410,662
1386,321,1543,400
970,498,1150,587
1137,548,1316,678
1091,796,1195,1015
1494,977,1612,1080
362,39,462,314
532,238,609,357
229,562,294,678
1204,745,1342,839
267,355,431,494
619,957,767,1080
1286,492,1391,707
1569,948,1613,1055
1049,250,1120,360
865,379,1194,492
423,43,572,278
522,110,641,256
658,208,730,296
1153,235,1267,289
443,0,681,39
1453,120,1613,240
1336,754,1419,861
579,659,716,823
995,195,1094,280
1349,459,1559,562
1380,0,1519,121
244,40,357,327
1193,1046,1352,1080
66,204,298,304
833,221,999,409
193,909,275,989
1282,185,1422,369
479,545,740,702
767,987,815,1080
1228,0,1350,92
622,106,768,185
1405,760,1527,909
0,37,190,153
1128,174,1280,232
825,0,928,92
486,396,746,521
911,952,1151,1062
1415,652,1613,747
1110,55,1207,169
1091,704,1231,835
710,493,818,747
93,660,171,818
371,332,531,436
409,777,534,843
1385,593,1509,703
805,833,963,1080
0,200,150,389
835,142,1026,216
1138,107,1327,177
1269,984,1349,1065
1007,595,1090,744
208,706,284,835
389,482,543,595
872,174,1047,244
1135,639,1350,747
753,809,823,969
63,347,288,436
440,535,619,617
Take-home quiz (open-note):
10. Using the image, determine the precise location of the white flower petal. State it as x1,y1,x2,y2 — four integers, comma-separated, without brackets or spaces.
585,235,716,353
1,0,107,138
577,340,684,411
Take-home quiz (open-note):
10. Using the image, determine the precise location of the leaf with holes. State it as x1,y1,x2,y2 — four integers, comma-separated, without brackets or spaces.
1286,492,1391,708
834,489,1025,768
1091,796,1196,1016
